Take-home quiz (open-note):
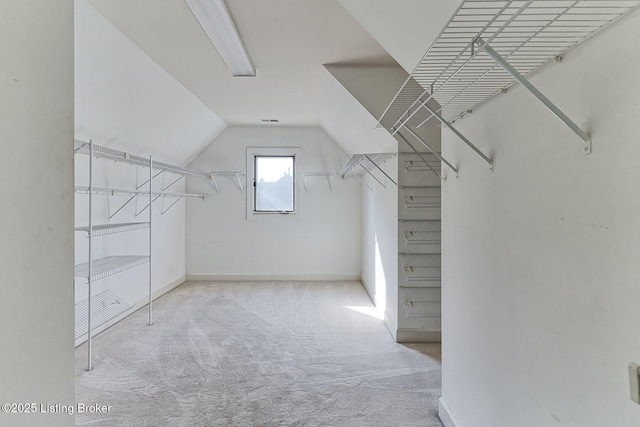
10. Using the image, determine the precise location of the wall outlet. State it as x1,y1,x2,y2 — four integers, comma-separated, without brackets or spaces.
630,363,640,405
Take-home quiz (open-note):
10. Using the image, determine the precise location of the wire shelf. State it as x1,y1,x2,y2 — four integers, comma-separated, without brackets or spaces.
400,287,442,318
340,153,396,178
75,222,149,237
75,289,133,339
399,253,442,282
380,0,640,129
400,186,442,208
209,171,246,194
400,220,442,245
400,152,442,172
74,186,206,199
303,172,334,191
74,139,209,178
75,255,149,281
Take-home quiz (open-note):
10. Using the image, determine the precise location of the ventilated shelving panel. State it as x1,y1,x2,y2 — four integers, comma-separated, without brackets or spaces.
400,152,441,173
400,220,441,245
400,253,442,282
75,139,209,178
75,222,149,237
75,289,133,339
74,186,206,199
75,255,149,281
379,0,640,129
400,186,441,208
400,287,442,318
340,153,395,177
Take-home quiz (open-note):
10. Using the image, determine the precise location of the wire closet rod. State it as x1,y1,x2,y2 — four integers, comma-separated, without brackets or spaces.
74,139,210,179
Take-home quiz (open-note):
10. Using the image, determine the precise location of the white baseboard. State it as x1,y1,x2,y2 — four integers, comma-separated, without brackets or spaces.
397,328,441,343
360,275,375,302
185,274,361,282
439,397,461,427
75,275,186,347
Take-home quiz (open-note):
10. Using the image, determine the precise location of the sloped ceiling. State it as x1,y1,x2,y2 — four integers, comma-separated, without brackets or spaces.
336,0,459,74
86,0,395,128
79,0,454,160
75,0,226,166
321,65,408,156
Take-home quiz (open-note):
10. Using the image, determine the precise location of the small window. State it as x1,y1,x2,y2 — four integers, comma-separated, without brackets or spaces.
254,155,295,213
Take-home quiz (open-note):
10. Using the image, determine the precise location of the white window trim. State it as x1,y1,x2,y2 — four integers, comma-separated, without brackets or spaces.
246,147,301,221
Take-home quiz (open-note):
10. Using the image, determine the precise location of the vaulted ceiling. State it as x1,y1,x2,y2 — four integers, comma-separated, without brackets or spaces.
87,0,396,127
77,0,457,163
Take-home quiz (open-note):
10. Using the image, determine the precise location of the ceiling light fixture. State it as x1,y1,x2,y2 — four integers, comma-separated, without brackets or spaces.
185,0,255,77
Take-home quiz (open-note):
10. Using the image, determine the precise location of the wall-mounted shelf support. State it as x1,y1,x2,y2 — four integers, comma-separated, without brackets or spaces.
475,36,591,154
209,172,246,194
378,1,640,168
421,102,493,170
340,153,396,190
303,172,333,192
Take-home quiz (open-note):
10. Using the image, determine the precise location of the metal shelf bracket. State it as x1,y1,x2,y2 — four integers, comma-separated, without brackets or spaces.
397,130,453,180
209,172,246,194
340,153,397,190
303,172,334,192
475,36,591,155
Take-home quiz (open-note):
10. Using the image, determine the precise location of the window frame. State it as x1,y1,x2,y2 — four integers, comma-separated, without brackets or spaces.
246,147,301,220
253,155,296,214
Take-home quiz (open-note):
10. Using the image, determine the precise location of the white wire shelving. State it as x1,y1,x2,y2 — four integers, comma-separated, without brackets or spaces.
209,172,246,194
400,253,442,283
380,0,640,165
74,289,134,339
340,153,397,189
74,140,159,371
75,222,149,237
75,255,150,282
400,152,441,173
75,139,209,179
400,287,442,318
303,172,334,192
400,220,442,245
74,139,209,218
399,186,442,208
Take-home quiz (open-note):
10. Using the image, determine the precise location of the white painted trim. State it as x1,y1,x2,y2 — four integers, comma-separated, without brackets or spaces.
186,274,361,282
439,397,461,427
383,311,398,341
397,328,441,343
361,275,398,341
75,275,186,347
360,275,375,302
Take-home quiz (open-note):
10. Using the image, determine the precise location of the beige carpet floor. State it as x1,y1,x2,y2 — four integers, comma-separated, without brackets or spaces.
75,281,443,426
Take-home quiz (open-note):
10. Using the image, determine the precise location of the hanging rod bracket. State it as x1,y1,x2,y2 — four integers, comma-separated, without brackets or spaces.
420,102,493,171
475,37,591,155
403,126,459,178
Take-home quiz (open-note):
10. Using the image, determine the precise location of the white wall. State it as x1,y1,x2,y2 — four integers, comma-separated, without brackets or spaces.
361,161,399,338
441,11,640,427
186,127,361,280
0,1,75,426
